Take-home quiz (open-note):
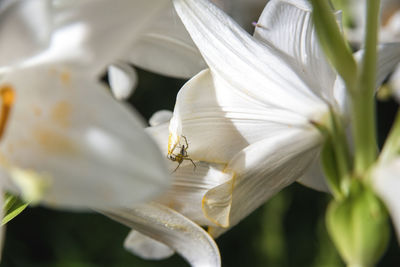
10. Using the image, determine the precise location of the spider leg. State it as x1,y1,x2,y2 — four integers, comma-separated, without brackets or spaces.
172,161,182,173
181,135,189,150
184,157,196,171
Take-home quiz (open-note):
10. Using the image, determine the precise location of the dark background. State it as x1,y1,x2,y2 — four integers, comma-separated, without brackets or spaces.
1,68,399,267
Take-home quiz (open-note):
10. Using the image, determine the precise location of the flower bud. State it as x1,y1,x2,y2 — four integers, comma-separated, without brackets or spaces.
326,180,390,267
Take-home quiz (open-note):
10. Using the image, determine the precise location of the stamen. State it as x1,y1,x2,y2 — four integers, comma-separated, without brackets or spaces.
0,85,15,140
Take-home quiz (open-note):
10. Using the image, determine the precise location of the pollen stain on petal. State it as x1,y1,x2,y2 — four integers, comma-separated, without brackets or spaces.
6,143,14,154
51,101,71,128
33,106,42,117
33,127,77,155
60,71,71,86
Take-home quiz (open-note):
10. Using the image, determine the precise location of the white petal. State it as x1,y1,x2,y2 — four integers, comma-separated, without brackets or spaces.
159,161,232,226
373,159,400,243
127,0,266,78
376,43,400,88
0,65,170,209
149,110,173,127
333,43,400,116
0,0,51,67
353,43,400,89
124,230,174,260
169,69,315,164
297,152,330,192
381,10,400,42
28,0,171,77
173,0,328,116
108,62,137,100
146,123,170,153
104,203,221,267
203,128,321,228
253,0,338,106
127,1,206,78
391,64,400,101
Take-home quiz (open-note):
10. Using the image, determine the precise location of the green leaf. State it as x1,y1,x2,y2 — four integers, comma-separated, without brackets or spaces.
321,136,342,199
2,193,29,225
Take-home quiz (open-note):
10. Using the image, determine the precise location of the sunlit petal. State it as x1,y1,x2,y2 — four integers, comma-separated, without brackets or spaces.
173,0,329,116
203,127,321,227
104,203,221,267
253,0,338,104
170,69,313,164
147,122,232,225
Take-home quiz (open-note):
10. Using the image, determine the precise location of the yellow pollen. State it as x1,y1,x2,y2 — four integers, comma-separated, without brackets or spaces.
0,85,15,141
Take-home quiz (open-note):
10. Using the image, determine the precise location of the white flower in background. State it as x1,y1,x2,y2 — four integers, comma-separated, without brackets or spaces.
341,0,400,98
106,0,268,101
0,0,176,211
105,0,400,266
343,0,400,45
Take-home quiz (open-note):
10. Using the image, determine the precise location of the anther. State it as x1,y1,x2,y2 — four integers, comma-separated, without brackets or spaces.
0,85,15,140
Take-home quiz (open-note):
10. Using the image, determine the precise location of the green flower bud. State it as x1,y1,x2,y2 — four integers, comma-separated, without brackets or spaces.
326,180,390,267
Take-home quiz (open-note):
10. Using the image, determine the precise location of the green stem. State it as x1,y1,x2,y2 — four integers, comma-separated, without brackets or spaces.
352,0,380,175
331,111,352,179
351,90,376,175
310,0,357,91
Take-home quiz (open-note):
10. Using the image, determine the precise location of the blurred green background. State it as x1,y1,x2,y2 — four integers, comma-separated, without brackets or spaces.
1,68,399,267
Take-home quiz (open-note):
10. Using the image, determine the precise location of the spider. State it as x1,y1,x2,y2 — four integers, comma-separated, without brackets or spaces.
167,135,196,173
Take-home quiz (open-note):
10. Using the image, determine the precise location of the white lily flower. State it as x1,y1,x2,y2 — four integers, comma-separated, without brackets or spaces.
343,0,400,45
0,0,173,210
170,0,400,230
341,0,400,99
